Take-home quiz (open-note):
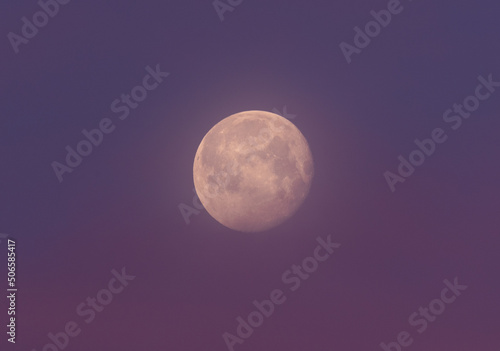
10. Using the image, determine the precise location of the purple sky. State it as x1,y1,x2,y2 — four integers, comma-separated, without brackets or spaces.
1,0,500,350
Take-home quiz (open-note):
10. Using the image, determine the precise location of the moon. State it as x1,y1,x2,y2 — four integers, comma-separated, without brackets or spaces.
193,110,314,232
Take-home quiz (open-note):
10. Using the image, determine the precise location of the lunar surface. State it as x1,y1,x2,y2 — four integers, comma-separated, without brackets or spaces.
193,110,314,232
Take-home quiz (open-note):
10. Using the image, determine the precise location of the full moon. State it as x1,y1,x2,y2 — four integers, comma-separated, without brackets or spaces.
193,110,314,232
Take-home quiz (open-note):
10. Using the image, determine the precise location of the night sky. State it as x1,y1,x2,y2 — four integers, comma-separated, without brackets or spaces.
1,0,500,350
